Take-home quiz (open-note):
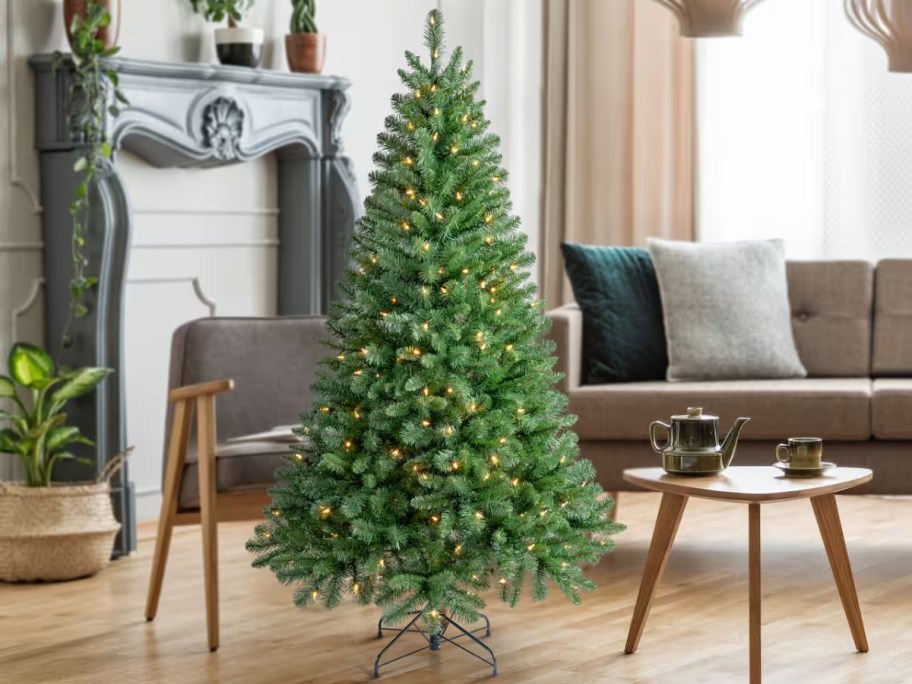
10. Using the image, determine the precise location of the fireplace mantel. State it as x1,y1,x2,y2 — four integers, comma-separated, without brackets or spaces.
30,55,362,555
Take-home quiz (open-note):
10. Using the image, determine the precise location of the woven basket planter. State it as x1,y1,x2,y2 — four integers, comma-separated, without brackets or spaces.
0,482,121,582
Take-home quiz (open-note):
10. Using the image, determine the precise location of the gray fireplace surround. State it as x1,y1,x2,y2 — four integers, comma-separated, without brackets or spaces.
29,55,361,555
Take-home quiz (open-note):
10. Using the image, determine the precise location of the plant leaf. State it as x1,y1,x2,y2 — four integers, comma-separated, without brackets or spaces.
0,375,15,398
9,343,54,389
0,428,20,454
47,426,81,452
51,367,112,404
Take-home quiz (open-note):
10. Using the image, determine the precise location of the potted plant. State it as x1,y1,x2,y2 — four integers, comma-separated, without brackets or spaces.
190,0,264,68
286,0,325,74
58,0,129,348
63,0,121,51
0,343,122,582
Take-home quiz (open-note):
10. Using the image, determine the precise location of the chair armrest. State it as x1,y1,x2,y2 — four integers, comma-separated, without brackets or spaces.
169,378,235,403
546,304,583,394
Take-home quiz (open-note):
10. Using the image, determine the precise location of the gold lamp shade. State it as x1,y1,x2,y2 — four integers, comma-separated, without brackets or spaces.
652,0,766,37
846,0,912,72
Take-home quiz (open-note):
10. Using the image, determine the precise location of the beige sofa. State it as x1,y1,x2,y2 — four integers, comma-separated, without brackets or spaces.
547,260,912,495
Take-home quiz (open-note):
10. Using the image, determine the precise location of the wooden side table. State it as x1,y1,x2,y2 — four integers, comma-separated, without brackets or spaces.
623,466,873,684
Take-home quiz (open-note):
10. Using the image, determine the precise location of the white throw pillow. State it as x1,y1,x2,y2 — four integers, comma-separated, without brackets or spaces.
647,238,807,381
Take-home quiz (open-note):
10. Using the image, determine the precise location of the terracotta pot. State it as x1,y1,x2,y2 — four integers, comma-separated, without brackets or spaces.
286,33,327,74
64,0,121,51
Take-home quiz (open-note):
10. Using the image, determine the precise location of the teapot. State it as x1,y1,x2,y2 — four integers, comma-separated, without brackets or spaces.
649,407,750,476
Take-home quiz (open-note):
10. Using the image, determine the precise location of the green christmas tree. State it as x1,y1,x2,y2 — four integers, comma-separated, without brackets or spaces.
247,10,624,633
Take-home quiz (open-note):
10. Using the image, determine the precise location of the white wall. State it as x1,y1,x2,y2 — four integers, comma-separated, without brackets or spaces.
0,1,542,517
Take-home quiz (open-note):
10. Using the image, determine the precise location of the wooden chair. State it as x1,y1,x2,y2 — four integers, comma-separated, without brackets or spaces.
144,316,329,651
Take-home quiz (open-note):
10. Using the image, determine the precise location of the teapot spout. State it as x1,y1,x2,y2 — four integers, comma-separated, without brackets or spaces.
720,417,750,469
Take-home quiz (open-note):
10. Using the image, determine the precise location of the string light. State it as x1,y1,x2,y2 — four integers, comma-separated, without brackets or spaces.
511,478,520,487
402,156,414,167
370,254,378,264
353,369,363,377
429,609,440,618
432,132,439,142
455,191,463,202
443,425,455,436
312,590,319,600
262,530,271,538
440,285,448,294
352,409,362,419
471,122,478,129
484,236,494,245
484,214,494,224
468,402,477,412
430,514,440,524
472,159,480,167
495,309,502,316
454,545,462,555
360,347,369,356
499,578,507,585
272,508,281,517
390,448,401,458
499,437,507,445
474,511,485,520
320,406,330,414
400,221,411,232
435,212,445,221
462,114,469,124
492,175,501,183
489,454,499,466
433,49,439,60
319,506,332,518
451,460,459,470
479,280,487,289
421,419,431,427
422,321,430,331
422,387,430,397
405,187,417,199
430,83,438,93
434,107,441,116
446,387,454,394
461,268,469,275
353,583,361,594
429,14,436,25
415,89,422,99
450,146,459,155
344,439,353,449
527,543,536,551
379,310,389,318
421,286,430,297
438,267,446,274
410,347,422,357
506,344,514,352
390,296,398,304
418,198,427,207
294,453,303,461
517,407,526,415
406,121,415,132
422,242,430,252
337,353,346,361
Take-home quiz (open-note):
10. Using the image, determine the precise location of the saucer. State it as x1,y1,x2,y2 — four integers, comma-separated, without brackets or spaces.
772,462,836,478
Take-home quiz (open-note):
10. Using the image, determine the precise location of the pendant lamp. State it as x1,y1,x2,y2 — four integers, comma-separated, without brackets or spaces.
845,0,912,72
651,0,767,37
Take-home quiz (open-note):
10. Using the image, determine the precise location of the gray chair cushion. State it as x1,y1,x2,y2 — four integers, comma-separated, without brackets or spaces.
164,316,329,510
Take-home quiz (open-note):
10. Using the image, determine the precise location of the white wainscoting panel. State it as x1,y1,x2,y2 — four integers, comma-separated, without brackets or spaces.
120,151,279,521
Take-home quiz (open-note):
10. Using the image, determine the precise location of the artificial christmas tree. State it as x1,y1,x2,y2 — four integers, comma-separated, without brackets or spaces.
247,9,624,675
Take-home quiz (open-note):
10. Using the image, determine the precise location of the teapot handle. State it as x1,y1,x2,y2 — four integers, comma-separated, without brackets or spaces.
649,421,671,454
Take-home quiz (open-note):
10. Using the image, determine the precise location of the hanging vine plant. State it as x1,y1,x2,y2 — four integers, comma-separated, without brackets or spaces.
56,0,129,349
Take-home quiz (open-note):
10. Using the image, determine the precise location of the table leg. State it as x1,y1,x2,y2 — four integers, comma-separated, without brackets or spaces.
810,493,868,653
749,503,761,684
624,493,688,654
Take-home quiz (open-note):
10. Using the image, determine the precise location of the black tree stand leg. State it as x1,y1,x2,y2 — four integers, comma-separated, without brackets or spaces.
374,609,497,678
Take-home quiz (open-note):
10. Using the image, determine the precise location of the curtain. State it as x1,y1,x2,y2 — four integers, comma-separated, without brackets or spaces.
698,0,912,261
540,0,696,305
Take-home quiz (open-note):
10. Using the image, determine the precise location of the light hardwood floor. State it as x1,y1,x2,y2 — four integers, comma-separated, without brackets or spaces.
2,492,912,683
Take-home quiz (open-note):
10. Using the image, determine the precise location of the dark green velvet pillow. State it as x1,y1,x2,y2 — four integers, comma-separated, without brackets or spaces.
561,243,668,384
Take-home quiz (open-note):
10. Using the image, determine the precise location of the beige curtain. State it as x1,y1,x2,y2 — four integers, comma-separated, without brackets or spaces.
540,0,696,305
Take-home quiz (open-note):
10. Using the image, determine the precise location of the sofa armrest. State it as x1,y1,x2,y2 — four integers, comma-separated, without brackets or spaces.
546,304,583,394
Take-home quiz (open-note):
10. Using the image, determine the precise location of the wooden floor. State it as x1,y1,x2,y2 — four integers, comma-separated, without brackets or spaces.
3,492,912,683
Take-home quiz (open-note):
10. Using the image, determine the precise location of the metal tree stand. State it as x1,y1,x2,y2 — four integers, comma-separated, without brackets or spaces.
374,610,497,678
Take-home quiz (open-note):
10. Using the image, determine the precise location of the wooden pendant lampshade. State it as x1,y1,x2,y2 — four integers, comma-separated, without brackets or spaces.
845,0,912,72
651,0,766,37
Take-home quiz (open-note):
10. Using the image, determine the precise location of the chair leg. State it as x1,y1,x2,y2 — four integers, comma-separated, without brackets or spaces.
145,399,193,622
197,395,220,652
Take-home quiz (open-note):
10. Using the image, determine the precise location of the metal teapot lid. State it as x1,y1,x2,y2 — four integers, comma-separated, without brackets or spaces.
671,407,717,421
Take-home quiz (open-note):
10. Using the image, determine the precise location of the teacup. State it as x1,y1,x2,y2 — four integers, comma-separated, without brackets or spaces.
776,437,823,469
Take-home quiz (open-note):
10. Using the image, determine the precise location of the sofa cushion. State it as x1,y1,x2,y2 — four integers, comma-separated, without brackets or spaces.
568,378,872,441
648,238,806,381
787,261,873,377
872,260,912,376
560,243,667,384
872,379,912,440
179,440,292,510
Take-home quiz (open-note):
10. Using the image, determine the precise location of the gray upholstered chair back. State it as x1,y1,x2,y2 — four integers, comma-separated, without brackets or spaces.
164,315,330,452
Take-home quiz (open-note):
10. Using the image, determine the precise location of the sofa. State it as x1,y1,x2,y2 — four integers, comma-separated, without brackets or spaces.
547,259,912,495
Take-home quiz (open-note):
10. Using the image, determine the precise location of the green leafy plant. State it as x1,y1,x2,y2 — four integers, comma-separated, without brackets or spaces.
189,0,254,27
0,343,112,487
290,0,317,33
60,0,129,348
